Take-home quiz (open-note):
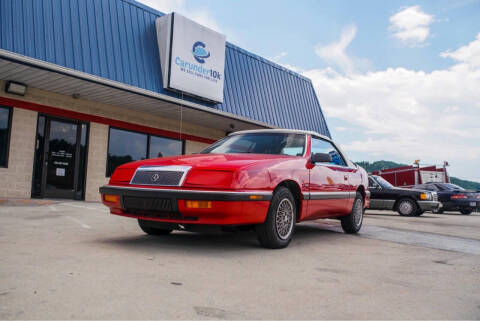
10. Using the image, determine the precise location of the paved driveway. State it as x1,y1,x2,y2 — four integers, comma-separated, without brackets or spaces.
1,201,479,319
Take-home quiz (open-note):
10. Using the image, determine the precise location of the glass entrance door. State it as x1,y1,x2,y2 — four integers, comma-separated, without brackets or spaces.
44,120,78,198
32,115,88,200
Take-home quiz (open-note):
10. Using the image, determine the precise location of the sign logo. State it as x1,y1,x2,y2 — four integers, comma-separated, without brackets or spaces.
192,41,210,63
151,173,160,182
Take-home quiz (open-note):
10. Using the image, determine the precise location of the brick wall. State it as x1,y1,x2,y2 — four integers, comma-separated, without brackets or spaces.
185,140,210,154
85,123,110,202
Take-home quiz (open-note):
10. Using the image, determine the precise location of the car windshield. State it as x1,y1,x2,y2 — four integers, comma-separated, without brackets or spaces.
373,176,394,189
201,133,306,156
437,183,465,191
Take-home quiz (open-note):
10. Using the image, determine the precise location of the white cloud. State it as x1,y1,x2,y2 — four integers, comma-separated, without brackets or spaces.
137,0,222,33
314,25,358,74
389,6,434,47
271,52,287,61
441,33,480,67
268,52,306,74
304,33,480,181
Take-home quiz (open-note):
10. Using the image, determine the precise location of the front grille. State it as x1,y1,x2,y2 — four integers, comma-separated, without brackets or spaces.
131,170,184,186
433,193,438,202
130,166,191,186
123,196,174,212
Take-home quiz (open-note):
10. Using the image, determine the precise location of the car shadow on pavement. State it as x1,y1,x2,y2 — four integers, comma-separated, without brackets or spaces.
91,223,341,253
364,212,438,219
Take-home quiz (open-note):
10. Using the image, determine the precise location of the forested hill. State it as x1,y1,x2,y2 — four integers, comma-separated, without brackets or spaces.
356,160,406,172
356,160,480,190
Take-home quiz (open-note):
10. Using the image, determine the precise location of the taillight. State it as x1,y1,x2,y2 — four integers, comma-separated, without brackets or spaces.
451,194,467,199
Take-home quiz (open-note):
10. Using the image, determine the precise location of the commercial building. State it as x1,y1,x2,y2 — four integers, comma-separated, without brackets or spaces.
0,0,330,201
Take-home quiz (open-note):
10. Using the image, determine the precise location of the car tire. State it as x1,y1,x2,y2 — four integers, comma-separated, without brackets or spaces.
433,207,444,214
396,198,418,216
415,209,425,216
138,219,173,235
460,209,473,215
256,186,296,249
341,192,364,233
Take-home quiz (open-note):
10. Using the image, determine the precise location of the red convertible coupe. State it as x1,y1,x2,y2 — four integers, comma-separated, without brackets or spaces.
100,129,369,248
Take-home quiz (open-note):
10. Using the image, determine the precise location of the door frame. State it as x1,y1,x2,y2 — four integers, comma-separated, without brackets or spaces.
31,113,89,200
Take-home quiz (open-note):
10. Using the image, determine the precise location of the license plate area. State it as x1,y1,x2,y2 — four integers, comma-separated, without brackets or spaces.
123,196,176,212
469,202,476,207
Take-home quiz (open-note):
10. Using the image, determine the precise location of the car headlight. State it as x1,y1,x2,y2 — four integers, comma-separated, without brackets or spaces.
184,170,233,189
420,193,432,200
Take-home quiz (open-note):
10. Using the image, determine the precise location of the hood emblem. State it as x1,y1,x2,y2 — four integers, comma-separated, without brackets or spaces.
151,173,160,182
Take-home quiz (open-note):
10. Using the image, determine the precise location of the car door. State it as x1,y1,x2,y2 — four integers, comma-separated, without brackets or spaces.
368,177,384,209
307,137,352,219
427,184,448,202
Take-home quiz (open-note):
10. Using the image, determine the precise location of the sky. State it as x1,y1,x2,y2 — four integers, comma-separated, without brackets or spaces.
138,0,480,182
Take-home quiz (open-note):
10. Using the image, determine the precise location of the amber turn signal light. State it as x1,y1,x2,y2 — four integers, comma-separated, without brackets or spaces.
249,195,264,200
185,200,212,209
104,194,119,203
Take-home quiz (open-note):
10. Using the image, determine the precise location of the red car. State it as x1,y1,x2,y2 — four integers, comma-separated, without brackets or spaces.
100,129,369,248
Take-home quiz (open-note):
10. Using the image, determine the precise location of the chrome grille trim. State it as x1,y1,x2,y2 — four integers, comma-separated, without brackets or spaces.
130,166,191,187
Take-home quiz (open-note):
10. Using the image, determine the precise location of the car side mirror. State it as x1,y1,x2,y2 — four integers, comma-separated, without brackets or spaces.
310,152,332,164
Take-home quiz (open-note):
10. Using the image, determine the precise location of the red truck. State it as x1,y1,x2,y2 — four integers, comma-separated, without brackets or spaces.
371,162,450,188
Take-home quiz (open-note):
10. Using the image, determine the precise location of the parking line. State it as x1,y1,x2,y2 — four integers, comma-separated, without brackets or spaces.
65,216,92,229
60,203,99,210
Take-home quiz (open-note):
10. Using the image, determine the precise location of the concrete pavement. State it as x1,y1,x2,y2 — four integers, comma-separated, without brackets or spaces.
0,202,479,319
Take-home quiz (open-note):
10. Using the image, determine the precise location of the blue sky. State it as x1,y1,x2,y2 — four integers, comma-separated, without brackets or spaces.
139,0,480,182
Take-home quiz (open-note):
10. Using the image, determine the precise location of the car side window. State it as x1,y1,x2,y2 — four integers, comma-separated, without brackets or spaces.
425,185,437,191
311,137,346,166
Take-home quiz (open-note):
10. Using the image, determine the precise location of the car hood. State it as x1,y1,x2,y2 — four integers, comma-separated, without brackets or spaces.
118,153,300,172
389,187,429,194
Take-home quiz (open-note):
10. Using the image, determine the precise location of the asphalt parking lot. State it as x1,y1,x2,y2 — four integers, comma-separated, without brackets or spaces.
1,201,479,320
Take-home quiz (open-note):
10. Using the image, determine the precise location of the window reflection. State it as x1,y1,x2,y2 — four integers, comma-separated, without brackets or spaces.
0,106,12,167
107,128,147,176
149,135,182,158
106,128,183,176
311,138,346,166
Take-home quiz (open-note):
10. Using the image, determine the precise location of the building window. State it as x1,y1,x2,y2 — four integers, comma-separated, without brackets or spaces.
148,135,183,158
106,127,184,176
0,106,12,167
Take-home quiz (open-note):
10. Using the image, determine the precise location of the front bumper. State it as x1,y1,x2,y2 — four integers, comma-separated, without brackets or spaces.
99,185,272,225
417,200,441,211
